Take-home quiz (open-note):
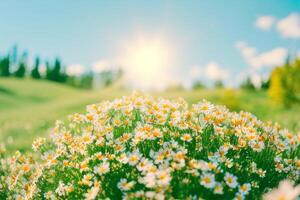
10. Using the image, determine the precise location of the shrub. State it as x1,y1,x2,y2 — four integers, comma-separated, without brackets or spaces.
0,93,299,199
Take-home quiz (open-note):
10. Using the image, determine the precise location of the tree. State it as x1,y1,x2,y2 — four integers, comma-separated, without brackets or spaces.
261,79,270,90
192,81,205,90
45,58,68,83
79,73,93,89
0,56,10,77
268,57,300,107
31,57,41,79
67,73,93,89
240,77,255,90
293,59,300,93
45,61,52,80
214,80,224,88
14,52,28,78
97,69,122,87
52,58,62,82
268,68,285,105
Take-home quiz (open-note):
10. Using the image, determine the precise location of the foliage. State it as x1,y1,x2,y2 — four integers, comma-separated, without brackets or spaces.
192,81,206,90
96,69,123,88
240,77,255,90
0,56,10,77
0,93,299,199
67,73,94,89
268,58,300,107
260,79,270,90
0,78,299,154
14,53,28,78
46,58,68,83
294,59,300,92
268,68,286,105
0,46,104,89
31,57,41,79
214,80,224,89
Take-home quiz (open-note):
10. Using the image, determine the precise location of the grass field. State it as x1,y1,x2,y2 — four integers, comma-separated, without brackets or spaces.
0,78,299,153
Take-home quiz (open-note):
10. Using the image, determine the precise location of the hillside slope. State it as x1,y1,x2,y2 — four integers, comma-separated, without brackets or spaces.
0,78,127,152
0,78,299,153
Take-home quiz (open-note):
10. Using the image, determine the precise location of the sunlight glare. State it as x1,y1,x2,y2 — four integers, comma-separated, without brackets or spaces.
121,34,175,90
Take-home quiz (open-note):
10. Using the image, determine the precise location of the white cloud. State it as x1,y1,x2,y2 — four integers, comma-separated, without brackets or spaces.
276,13,300,39
204,62,229,81
92,59,117,73
66,64,85,76
250,73,262,89
189,62,229,82
236,70,262,89
255,16,275,30
235,41,256,58
189,65,202,78
236,41,287,69
253,48,287,68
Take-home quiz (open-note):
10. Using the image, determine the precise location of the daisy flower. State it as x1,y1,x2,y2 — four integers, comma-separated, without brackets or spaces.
239,183,251,195
224,172,238,188
118,179,135,191
200,173,216,188
181,133,192,142
94,162,110,175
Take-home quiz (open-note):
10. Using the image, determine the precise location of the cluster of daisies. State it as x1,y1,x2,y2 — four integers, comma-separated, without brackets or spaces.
0,93,299,199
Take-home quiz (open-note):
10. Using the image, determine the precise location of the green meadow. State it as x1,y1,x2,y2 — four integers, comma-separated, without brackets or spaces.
0,78,299,153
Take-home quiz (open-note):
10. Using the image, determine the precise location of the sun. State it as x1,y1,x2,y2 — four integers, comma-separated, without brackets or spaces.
120,34,175,90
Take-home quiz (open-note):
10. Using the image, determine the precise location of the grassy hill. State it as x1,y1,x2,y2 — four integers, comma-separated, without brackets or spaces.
0,78,299,153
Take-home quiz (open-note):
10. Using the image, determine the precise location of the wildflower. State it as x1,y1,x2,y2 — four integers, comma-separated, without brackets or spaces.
137,158,151,172
32,137,46,151
80,159,90,172
118,179,135,191
156,169,172,187
94,152,104,161
250,141,265,152
234,193,245,200
55,181,73,196
94,162,110,175
139,173,156,188
85,182,100,200
44,191,55,199
128,151,141,166
224,172,238,188
214,183,224,194
263,180,300,200
173,150,186,163
21,164,31,173
2,94,299,199
257,168,266,178
181,133,192,142
200,173,216,188
239,183,251,195
151,128,163,139
275,162,284,172
197,101,214,114
81,132,95,145
79,174,93,186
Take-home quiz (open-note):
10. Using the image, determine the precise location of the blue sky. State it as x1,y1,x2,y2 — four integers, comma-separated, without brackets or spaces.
0,0,300,89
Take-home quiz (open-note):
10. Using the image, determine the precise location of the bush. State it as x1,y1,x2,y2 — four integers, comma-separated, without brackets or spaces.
0,93,299,199
192,81,205,90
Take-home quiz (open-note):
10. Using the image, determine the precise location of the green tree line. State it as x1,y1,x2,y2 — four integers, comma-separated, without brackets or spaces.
0,46,93,89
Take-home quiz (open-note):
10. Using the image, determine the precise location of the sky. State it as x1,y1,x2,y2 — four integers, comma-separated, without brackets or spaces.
0,0,300,89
